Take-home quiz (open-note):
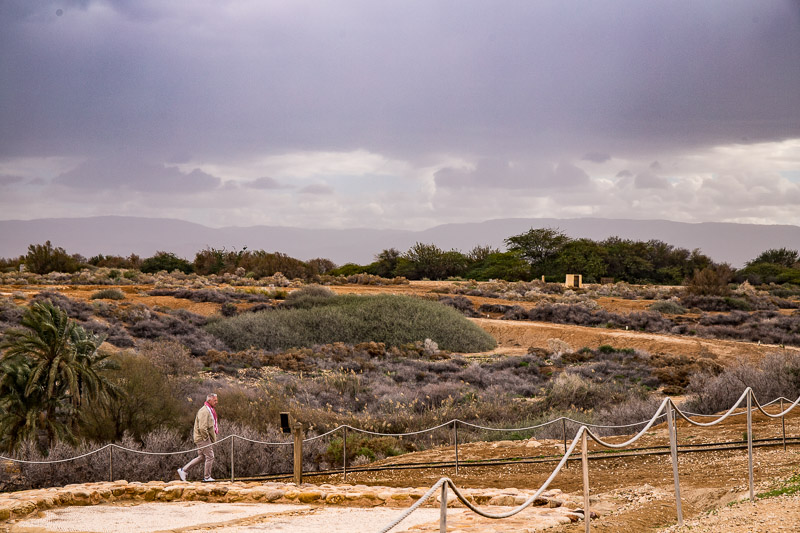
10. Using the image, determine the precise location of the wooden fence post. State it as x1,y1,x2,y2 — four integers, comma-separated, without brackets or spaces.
343,426,348,482
747,391,754,503
454,421,459,476
581,429,590,533
440,482,448,533
293,422,303,486
666,402,683,526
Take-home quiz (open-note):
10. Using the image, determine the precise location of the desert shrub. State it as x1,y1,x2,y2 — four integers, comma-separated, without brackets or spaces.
543,372,631,412
514,303,673,333
30,291,94,321
595,395,666,436
0,297,24,331
438,295,479,317
325,434,407,466
685,265,734,296
478,303,515,314
82,319,135,348
280,285,336,309
220,302,238,317
206,294,497,353
78,351,190,442
127,309,227,356
649,354,723,393
684,352,800,414
649,300,687,315
90,288,125,300
139,340,201,376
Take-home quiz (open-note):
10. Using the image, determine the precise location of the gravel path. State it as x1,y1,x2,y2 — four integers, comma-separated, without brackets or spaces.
8,502,456,533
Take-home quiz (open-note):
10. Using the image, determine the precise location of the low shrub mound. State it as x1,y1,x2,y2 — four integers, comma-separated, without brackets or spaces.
206,294,497,352
90,288,125,300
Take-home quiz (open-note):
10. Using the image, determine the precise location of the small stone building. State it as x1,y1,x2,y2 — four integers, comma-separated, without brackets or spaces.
564,274,582,288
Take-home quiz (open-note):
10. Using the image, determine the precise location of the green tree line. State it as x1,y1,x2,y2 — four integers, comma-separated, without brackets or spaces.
2,230,800,285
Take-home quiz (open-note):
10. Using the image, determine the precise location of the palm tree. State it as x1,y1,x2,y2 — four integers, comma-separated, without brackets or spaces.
0,301,117,452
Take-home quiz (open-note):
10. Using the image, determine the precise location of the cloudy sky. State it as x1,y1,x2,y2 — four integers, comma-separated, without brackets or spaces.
1,0,799,230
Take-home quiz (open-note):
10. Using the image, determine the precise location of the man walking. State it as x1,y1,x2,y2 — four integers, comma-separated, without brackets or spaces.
178,393,219,482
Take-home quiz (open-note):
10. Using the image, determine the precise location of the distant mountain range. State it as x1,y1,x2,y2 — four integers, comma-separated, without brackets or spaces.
1,216,799,268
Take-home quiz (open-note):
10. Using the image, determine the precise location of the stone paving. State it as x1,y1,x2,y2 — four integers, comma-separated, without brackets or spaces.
0,480,588,532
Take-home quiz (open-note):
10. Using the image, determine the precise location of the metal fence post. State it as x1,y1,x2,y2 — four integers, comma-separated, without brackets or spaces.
109,445,113,482
581,428,590,533
562,418,568,468
440,481,448,533
747,391,754,503
781,398,787,452
230,436,235,482
666,402,683,526
454,420,459,476
343,426,347,482
293,422,304,486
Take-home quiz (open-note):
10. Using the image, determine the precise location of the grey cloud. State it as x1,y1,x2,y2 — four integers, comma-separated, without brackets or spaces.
54,158,221,193
299,183,334,195
246,177,287,190
0,175,24,186
634,171,670,189
582,152,611,163
616,170,633,178
435,159,589,190
649,161,662,170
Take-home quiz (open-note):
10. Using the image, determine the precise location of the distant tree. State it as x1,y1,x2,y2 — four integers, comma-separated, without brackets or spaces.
369,248,402,278
467,245,500,263
748,248,799,268
685,265,734,296
599,237,654,283
140,251,193,274
504,228,570,277
307,257,337,275
24,241,80,274
401,243,468,280
465,251,531,281
552,239,606,282
329,263,370,276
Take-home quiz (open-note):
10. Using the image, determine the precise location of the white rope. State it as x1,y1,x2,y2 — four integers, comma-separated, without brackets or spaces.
379,427,586,532
377,390,800,532
0,444,113,465
343,420,455,437
2,392,797,465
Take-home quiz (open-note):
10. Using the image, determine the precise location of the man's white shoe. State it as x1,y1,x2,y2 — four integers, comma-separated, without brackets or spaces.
203,476,215,482
177,468,187,482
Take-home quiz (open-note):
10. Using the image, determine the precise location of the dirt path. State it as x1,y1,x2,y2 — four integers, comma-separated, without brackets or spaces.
471,318,800,364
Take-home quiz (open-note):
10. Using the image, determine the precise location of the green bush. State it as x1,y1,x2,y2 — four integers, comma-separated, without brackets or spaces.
206,294,497,352
140,252,193,274
90,288,125,300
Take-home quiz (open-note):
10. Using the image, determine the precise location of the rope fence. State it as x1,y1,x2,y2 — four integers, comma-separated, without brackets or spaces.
377,388,798,532
0,389,796,531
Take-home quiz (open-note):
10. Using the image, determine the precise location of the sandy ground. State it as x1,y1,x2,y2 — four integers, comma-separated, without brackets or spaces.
8,503,457,533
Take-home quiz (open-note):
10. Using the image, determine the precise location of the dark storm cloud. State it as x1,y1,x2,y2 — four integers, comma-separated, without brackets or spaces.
54,157,221,193
1,0,798,169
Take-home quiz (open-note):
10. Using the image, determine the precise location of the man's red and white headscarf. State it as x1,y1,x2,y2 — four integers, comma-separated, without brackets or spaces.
204,401,218,434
